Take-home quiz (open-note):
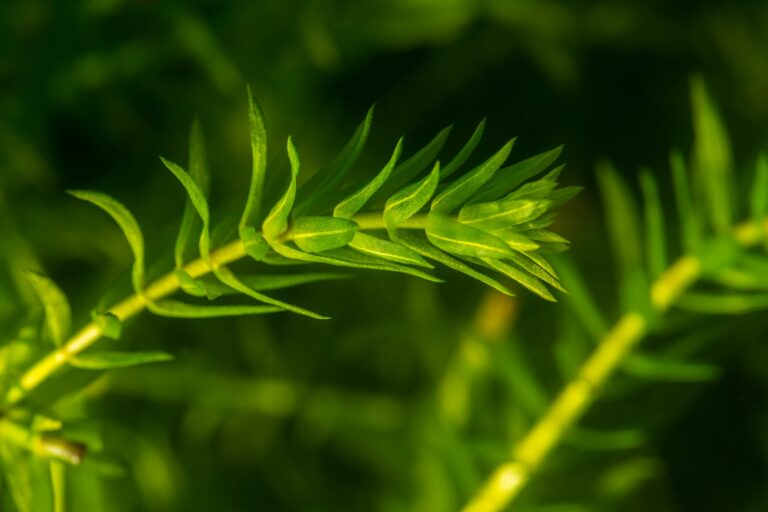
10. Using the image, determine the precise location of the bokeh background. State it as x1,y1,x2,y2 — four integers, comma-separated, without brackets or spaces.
2,1,768,511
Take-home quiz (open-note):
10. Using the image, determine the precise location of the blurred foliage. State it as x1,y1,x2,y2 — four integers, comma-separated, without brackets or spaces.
2,0,768,511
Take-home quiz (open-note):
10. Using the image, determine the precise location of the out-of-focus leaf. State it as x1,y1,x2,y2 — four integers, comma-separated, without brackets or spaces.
148,301,281,318
639,169,667,278
92,312,121,340
678,291,768,314
751,154,768,247
71,351,173,369
691,75,733,233
565,426,646,451
25,272,71,346
623,353,720,381
670,151,701,253
551,255,608,341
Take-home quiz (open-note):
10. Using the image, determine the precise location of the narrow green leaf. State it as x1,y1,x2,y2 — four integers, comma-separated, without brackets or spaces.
290,216,357,253
160,156,211,258
71,351,173,370
239,86,268,235
175,119,210,267
376,126,451,199
494,230,540,251
148,301,281,318
204,272,348,294
348,232,432,267
504,178,558,201
639,169,667,278
678,291,768,314
268,242,440,282
431,139,513,214
212,266,329,319
294,106,374,216
670,151,701,253
68,190,145,292
440,119,486,179
263,138,300,240
550,255,609,341
505,251,566,294
691,75,733,233
482,258,555,301
565,427,646,451
426,213,513,260
524,250,557,277
596,161,643,286
384,162,440,234
458,199,551,230
394,230,514,296
750,154,768,243
25,272,71,346
50,461,65,512
623,353,720,382
333,138,403,219
470,145,563,204
525,229,570,244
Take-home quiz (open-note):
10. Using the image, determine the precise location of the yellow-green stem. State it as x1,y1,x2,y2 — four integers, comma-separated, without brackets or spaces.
3,212,422,407
462,217,767,512
0,420,85,465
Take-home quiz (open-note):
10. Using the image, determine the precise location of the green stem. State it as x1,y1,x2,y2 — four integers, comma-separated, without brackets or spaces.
3,213,428,407
0,419,85,465
462,217,768,512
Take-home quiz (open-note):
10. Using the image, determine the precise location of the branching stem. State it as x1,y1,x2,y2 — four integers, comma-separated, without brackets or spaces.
462,216,768,512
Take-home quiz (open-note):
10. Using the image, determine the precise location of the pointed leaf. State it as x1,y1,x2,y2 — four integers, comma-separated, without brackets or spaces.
149,301,281,318
71,351,173,370
431,139,513,214
525,229,570,244
160,156,211,258
458,199,551,230
678,291,768,314
376,126,451,199
426,213,513,259
25,272,71,346
92,312,122,340
348,232,432,267
623,353,720,382
394,230,514,296
504,251,566,294
639,169,667,278
691,75,733,233
334,138,403,219
68,190,145,292
493,230,540,252
440,119,486,179
550,255,608,341
294,106,374,216
290,216,357,253
239,86,268,235
175,119,210,267
482,258,555,301
204,272,348,294
670,151,701,253
471,145,563,203
263,138,300,240
384,162,440,233
548,185,583,210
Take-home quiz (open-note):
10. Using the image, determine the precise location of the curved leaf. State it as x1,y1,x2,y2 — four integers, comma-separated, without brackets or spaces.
25,272,71,346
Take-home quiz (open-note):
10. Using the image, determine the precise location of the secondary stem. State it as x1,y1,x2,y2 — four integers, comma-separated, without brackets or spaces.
462,218,768,512
3,212,423,407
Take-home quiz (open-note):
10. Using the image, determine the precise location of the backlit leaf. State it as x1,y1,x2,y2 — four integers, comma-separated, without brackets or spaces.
426,214,513,260
431,139,513,214
471,145,563,204
71,351,173,370
263,138,300,240
348,232,432,267
458,199,551,230
482,258,555,302
384,163,440,234
639,169,667,278
290,216,357,253
440,119,486,179
25,272,71,346
239,86,268,235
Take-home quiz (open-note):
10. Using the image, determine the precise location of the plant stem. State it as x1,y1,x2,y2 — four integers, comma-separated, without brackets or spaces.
462,217,768,512
0,419,85,465
3,213,427,407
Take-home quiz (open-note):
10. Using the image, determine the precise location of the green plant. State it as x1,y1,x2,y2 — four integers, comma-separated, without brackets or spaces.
0,88,577,511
